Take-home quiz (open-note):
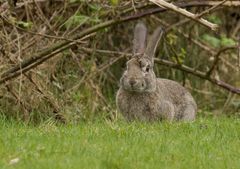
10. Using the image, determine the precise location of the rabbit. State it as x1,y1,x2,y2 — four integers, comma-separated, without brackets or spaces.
116,22,197,121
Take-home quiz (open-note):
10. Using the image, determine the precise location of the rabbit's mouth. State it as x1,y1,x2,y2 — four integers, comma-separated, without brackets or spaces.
122,79,147,92
125,87,146,93
128,87,145,92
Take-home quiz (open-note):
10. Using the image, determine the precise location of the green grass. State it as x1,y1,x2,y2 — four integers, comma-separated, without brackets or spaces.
0,117,240,169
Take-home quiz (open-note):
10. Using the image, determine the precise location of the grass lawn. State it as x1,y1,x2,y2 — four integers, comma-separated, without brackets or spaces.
0,117,240,169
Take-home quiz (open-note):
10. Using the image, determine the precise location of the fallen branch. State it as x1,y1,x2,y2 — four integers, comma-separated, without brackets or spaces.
149,0,218,31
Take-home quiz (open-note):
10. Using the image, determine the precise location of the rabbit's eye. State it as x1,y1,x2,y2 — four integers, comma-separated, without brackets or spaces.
146,66,150,72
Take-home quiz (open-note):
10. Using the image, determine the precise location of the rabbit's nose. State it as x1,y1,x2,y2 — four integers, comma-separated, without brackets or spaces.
129,79,137,86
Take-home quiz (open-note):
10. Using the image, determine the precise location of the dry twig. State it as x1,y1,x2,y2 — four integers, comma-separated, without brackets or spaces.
149,0,219,31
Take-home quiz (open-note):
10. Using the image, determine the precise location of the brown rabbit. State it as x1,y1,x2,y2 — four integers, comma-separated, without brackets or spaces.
116,22,197,121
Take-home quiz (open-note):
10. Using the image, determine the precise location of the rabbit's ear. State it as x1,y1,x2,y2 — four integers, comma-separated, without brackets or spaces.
144,27,163,63
133,22,147,55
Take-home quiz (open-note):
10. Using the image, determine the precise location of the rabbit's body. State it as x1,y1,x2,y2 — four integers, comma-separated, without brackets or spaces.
117,78,197,121
116,22,197,121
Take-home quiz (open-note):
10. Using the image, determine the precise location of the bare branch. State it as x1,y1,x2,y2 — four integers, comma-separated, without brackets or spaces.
149,0,219,31
238,37,240,69
154,58,240,94
206,46,237,77
1,1,240,85
67,48,240,95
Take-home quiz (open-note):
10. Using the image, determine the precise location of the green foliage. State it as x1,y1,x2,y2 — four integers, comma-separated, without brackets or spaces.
178,48,186,64
88,3,103,12
221,36,236,47
7,16,32,29
109,0,119,6
207,15,222,24
202,34,236,48
202,34,221,48
0,117,240,169
17,21,33,29
167,33,178,45
64,14,88,29
64,14,101,29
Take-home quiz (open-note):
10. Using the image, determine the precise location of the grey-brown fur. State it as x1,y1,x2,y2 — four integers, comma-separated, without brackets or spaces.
116,22,197,121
